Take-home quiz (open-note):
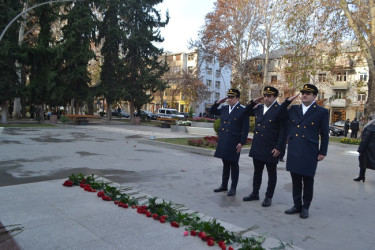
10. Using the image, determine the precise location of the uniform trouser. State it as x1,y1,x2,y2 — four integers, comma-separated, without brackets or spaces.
290,172,314,210
351,130,358,138
221,159,239,190
252,158,277,198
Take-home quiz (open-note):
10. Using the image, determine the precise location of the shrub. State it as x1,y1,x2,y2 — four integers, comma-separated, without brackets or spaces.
214,118,221,134
60,115,69,124
340,138,361,145
187,139,204,147
191,117,216,123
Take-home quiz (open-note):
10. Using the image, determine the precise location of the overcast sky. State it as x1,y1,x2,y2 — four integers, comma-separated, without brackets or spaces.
155,0,216,53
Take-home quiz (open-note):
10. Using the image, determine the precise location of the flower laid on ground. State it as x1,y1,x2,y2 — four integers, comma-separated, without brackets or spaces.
63,180,73,187
63,173,270,249
190,117,216,123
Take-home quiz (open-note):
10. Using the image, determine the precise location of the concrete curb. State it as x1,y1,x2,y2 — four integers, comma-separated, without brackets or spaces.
138,139,250,156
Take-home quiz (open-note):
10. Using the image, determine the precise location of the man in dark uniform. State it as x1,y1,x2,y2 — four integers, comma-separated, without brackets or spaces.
243,86,286,207
281,84,329,219
210,89,249,196
350,118,360,138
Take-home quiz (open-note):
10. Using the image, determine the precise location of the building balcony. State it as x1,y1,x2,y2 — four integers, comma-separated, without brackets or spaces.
330,98,346,107
331,81,350,90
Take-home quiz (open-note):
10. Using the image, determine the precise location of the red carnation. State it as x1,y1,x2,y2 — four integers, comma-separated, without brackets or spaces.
97,191,105,197
159,218,166,223
207,239,215,246
123,204,129,208
170,221,179,228
63,180,73,187
146,211,152,217
152,214,159,220
190,230,197,236
114,201,119,205
228,247,234,250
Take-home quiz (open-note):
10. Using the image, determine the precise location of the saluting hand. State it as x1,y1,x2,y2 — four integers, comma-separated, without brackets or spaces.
236,143,243,153
287,93,300,102
217,97,228,104
253,96,264,104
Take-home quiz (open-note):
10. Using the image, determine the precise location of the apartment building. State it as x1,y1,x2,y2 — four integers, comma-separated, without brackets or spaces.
247,44,368,123
150,50,231,115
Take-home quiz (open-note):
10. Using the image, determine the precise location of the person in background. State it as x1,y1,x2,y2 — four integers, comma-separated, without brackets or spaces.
344,119,350,137
350,118,360,138
242,86,286,207
210,89,249,196
353,114,375,182
281,84,329,219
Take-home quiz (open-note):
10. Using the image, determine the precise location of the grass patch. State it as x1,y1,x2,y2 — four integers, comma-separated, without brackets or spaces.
156,137,251,149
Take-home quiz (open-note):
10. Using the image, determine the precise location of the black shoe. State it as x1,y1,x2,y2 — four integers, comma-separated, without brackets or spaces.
300,207,309,219
279,158,284,162
227,188,236,196
214,186,228,192
285,206,301,214
243,193,259,201
353,176,365,182
262,197,272,207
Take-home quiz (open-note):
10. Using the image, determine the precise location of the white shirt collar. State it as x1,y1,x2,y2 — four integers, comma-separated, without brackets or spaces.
229,101,239,113
302,101,315,115
263,100,277,115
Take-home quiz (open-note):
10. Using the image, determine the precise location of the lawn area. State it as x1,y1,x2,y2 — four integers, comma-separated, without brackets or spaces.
0,123,55,127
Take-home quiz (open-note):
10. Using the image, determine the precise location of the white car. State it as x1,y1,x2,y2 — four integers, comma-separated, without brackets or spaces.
157,108,184,119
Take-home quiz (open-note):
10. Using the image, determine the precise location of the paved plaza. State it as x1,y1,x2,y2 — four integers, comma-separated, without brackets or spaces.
0,122,374,250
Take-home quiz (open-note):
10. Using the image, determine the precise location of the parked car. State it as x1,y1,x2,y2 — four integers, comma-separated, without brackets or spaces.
134,110,157,120
120,111,130,118
331,120,345,127
111,109,119,117
329,125,345,136
179,112,189,118
157,108,184,119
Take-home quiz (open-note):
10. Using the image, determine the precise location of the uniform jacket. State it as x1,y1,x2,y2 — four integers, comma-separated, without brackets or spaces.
350,120,360,132
358,124,375,170
245,101,286,164
280,100,329,177
210,102,249,162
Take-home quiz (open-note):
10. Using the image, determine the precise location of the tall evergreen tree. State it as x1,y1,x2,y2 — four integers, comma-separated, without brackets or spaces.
60,1,99,114
98,0,124,119
121,0,169,120
0,1,22,123
25,3,62,113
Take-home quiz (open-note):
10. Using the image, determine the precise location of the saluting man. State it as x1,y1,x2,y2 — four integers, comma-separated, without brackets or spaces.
281,84,329,219
210,89,249,196
243,86,286,207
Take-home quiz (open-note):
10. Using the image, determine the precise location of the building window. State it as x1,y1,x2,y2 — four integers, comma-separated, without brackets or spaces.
171,66,181,74
215,69,221,77
336,72,346,81
188,54,194,60
206,68,212,75
271,75,277,83
175,54,181,61
360,73,368,81
335,91,344,99
215,92,220,100
188,66,194,74
358,93,366,101
215,81,220,88
318,73,326,82
206,79,212,87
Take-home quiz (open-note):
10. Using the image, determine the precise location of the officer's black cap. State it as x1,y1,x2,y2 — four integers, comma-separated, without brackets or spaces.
300,84,318,95
263,86,279,96
227,89,240,98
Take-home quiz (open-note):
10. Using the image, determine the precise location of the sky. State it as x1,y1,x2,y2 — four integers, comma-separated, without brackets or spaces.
155,0,216,53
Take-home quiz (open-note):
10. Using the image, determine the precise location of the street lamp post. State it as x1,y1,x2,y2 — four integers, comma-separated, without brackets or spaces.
0,0,83,43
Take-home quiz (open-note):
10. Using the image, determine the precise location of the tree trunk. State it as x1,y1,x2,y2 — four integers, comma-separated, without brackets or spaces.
365,68,375,118
1,101,8,124
129,101,135,124
106,103,112,121
74,100,80,115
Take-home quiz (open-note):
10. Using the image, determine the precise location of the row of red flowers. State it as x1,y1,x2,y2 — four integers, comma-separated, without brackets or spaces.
63,174,266,250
